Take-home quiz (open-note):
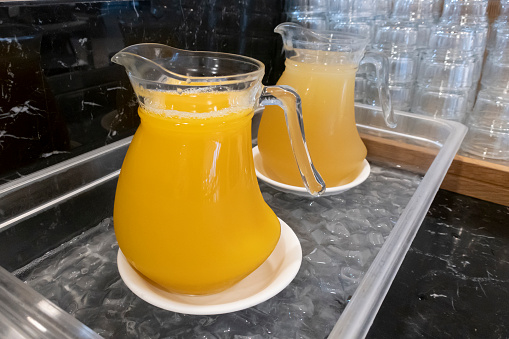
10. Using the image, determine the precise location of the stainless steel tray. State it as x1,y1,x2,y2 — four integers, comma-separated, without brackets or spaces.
0,104,467,338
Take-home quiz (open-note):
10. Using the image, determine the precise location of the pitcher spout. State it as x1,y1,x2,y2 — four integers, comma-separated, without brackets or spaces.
275,22,311,52
274,22,369,65
274,22,341,50
111,43,181,83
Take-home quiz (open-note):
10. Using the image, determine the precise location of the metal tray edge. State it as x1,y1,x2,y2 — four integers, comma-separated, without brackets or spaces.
328,110,467,339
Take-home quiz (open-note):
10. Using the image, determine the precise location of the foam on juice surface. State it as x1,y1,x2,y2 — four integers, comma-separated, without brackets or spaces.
136,86,257,119
141,104,252,120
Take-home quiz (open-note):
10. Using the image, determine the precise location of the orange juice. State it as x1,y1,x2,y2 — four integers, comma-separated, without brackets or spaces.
257,58,367,187
114,90,280,295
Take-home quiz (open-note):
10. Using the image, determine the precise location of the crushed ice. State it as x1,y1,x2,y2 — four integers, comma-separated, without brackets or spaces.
16,164,421,338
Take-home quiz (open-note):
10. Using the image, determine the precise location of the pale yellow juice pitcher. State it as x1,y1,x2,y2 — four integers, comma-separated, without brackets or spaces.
111,43,324,295
258,23,396,188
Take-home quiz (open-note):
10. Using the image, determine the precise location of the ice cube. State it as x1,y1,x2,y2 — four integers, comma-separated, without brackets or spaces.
325,221,350,237
366,231,385,246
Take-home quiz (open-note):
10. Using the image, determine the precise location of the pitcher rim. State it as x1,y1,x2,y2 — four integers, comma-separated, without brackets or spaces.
275,22,370,46
112,43,266,85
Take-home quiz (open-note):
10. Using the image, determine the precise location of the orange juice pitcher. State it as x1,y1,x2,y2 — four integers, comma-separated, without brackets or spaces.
111,43,324,295
258,23,396,188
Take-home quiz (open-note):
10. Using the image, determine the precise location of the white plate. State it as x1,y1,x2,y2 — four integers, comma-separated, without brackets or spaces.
117,218,302,315
252,146,370,197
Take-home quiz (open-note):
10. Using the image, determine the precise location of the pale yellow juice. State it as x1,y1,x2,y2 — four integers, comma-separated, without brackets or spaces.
257,58,367,187
114,90,280,295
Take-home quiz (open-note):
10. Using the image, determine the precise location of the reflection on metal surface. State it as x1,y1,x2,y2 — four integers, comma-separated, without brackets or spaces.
0,266,101,339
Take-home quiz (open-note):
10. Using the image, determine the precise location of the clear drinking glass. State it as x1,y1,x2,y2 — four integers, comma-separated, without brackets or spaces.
328,0,376,20
482,26,509,92
487,26,509,54
329,19,374,39
285,0,328,13
428,23,476,50
412,25,478,121
390,0,437,49
412,86,473,120
438,0,488,66
461,89,509,160
433,0,444,22
366,82,415,111
391,0,436,23
328,0,379,103
286,11,329,30
285,0,329,30
480,53,509,92
497,0,509,22
417,53,477,90
490,0,509,34
374,0,393,20
439,0,488,26
366,22,420,110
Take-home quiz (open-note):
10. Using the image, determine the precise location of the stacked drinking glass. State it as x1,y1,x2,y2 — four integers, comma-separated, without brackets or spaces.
326,0,380,102
411,25,479,121
461,0,509,161
282,0,506,161
367,22,420,111
389,0,438,50
284,0,494,122
487,0,509,53
411,0,488,121
365,0,439,111
442,0,488,105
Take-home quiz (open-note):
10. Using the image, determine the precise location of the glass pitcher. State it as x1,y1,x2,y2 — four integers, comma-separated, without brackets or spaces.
257,22,396,188
111,43,324,295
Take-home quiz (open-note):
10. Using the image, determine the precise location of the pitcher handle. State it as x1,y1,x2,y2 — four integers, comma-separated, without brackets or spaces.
259,85,326,196
360,52,397,128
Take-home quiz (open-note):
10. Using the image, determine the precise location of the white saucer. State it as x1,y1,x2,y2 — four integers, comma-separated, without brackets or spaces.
117,218,302,315
252,146,370,197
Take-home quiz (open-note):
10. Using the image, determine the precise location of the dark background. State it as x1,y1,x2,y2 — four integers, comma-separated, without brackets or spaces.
0,0,285,182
